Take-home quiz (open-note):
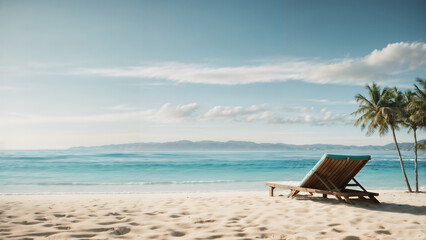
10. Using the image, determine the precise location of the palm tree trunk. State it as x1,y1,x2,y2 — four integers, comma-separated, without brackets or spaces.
391,125,412,192
413,128,418,192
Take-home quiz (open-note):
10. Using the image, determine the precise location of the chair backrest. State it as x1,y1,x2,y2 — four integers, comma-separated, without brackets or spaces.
298,154,371,190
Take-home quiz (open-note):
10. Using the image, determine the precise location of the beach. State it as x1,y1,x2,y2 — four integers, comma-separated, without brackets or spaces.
1,190,425,240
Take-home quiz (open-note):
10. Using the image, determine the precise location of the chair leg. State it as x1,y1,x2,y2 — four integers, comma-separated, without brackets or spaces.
288,190,299,198
369,195,380,204
335,195,345,202
343,196,353,204
269,186,275,197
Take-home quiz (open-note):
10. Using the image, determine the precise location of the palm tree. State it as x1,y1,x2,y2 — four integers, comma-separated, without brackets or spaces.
406,78,426,192
403,92,419,192
408,78,426,121
352,83,412,192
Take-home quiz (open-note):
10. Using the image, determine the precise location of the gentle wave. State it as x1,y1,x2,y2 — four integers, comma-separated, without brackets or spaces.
0,180,302,186
1,149,425,162
23,180,265,186
0,153,141,161
1,150,424,194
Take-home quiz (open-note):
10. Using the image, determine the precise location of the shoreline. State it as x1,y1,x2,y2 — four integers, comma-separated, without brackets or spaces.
0,188,409,195
0,188,415,196
1,191,425,239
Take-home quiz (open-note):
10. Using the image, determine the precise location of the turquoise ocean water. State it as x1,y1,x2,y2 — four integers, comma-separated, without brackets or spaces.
0,150,425,194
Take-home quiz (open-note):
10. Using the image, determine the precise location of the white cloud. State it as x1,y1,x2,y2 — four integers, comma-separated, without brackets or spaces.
155,103,199,120
263,105,350,125
76,61,307,85
0,103,352,127
74,42,426,86
268,111,349,126
244,111,271,122
198,104,350,126
301,42,426,85
0,103,199,125
300,106,315,112
199,105,266,121
364,42,426,68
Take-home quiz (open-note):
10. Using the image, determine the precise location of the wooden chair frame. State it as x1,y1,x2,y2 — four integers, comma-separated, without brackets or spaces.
265,174,379,204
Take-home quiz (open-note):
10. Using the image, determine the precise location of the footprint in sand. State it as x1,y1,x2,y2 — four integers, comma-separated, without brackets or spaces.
258,233,268,239
342,236,361,240
328,223,341,227
55,226,71,230
12,221,40,225
207,234,223,239
375,230,391,235
85,227,113,232
332,228,344,233
70,233,96,238
170,231,186,237
98,221,121,225
105,212,120,216
22,232,58,237
53,214,66,218
111,226,131,235
194,219,215,224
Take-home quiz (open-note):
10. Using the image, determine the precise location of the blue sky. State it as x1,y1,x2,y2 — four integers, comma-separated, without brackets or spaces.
0,0,425,149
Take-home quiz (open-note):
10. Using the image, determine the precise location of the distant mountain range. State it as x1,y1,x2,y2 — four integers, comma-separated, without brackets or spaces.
70,139,426,151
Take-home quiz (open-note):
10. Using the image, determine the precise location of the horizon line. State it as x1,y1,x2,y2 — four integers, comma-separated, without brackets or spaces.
2,139,423,151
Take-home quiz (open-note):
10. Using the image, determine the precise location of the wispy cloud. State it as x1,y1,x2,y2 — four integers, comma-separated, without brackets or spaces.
268,112,351,126
1,103,353,127
266,105,353,126
198,105,352,126
73,42,425,86
154,103,199,120
199,105,266,121
0,103,199,125
75,61,307,85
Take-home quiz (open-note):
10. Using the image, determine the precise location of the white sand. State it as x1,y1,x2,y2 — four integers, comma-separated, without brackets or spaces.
1,190,425,240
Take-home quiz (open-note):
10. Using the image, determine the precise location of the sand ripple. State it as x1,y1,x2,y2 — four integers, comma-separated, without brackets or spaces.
0,191,425,239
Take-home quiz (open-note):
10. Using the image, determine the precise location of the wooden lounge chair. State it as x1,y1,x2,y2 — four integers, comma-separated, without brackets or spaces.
265,154,379,204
